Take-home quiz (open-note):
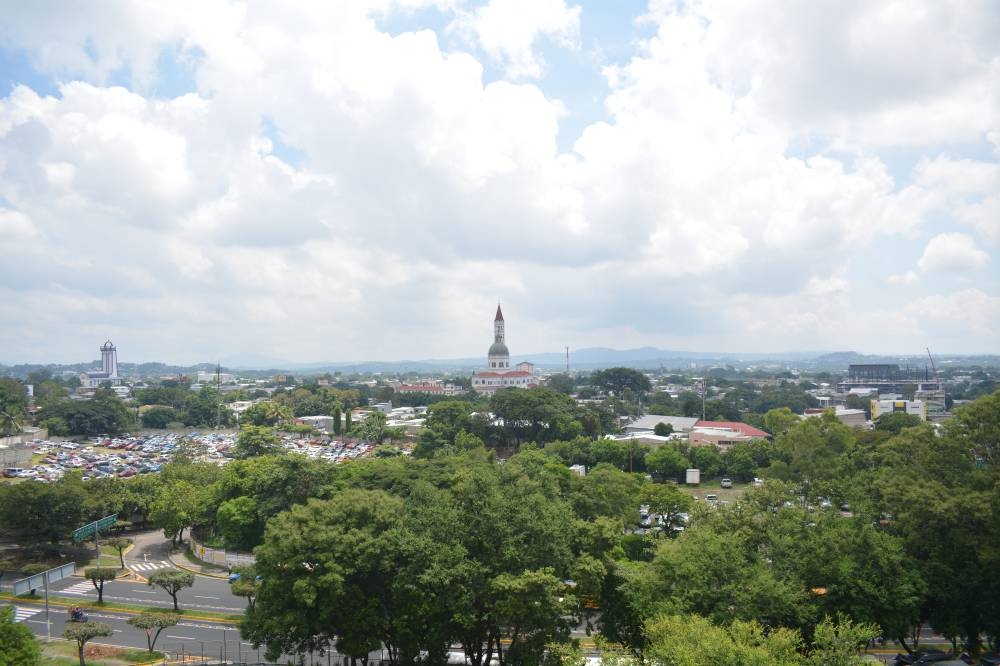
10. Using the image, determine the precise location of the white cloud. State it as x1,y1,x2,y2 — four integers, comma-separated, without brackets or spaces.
0,208,37,239
917,233,991,272
640,0,1000,148
903,288,1000,341
956,195,1000,244
450,0,581,79
0,1,998,361
887,271,918,286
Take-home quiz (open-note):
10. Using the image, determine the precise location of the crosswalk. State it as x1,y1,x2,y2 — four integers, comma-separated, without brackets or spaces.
61,581,97,596
128,560,173,572
12,605,42,623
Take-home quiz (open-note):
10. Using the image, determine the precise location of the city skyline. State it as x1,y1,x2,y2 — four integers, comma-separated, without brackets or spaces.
1,1,998,364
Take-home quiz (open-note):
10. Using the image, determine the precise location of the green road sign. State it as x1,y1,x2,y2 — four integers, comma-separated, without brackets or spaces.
72,524,96,542
72,513,117,542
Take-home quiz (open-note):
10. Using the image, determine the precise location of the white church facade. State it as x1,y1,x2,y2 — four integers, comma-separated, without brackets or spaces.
471,305,537,396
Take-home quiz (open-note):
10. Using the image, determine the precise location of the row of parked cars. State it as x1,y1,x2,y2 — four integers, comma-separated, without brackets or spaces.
279,438,375,462
3,431,381,484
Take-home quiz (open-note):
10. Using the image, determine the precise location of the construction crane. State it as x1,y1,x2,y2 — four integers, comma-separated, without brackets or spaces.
926,347,940,383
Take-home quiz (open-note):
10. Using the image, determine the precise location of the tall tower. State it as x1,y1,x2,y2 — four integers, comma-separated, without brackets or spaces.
487,304,510,370
100,340,118,379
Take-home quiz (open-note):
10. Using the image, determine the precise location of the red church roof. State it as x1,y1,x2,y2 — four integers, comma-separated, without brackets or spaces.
694,421,771,439
475,370,533,378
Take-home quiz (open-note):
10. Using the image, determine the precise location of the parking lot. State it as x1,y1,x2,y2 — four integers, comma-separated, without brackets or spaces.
3,430,377,483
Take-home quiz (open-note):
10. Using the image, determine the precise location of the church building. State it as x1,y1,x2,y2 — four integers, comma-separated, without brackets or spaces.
471,304,537,395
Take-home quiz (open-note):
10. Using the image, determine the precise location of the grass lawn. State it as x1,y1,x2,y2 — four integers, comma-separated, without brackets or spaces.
676,478,749,504
42,639,162,665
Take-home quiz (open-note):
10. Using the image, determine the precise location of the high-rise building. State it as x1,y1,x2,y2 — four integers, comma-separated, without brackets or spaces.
472,304,537,395
81,340,122,388
100,340,118,378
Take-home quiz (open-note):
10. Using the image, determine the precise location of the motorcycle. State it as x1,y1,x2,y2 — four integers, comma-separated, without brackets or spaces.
68,606,88,622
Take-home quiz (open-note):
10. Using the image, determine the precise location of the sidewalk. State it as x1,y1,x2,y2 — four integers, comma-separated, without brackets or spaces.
166,545,230,579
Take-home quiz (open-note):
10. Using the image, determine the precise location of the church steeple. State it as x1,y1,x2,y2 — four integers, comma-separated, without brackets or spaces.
488,302,509,369
494,303,505,343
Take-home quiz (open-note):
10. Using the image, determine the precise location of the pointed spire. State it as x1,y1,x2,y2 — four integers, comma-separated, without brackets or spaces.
495,303,504,321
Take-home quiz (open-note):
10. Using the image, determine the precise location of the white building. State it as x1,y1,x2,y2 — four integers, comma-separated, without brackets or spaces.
871,399,926,421
471,305,537,395
197,370,237,384
81,340,122,388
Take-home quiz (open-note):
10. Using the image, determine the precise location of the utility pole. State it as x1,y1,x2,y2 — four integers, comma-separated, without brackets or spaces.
701,378,706,421
216,362,222,429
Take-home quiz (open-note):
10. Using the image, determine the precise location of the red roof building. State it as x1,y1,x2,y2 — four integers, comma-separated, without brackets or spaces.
694,421,771,438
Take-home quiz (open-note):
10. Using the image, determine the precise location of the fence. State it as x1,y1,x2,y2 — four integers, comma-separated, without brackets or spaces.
156,640,411,666
188,532,255,569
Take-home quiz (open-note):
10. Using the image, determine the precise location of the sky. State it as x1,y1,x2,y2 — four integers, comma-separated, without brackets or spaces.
0,0,998,366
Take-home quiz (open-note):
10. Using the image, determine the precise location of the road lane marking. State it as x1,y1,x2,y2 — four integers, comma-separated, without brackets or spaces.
59,581,98,595
128,561,173,571
13,606,43,622
193,595,220,599
167,635,198,640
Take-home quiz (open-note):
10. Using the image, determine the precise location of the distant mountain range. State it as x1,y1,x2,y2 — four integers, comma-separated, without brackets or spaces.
215,348,998,374
3,348,998,379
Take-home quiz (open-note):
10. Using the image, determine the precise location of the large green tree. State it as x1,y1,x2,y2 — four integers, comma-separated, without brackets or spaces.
0,377,27,436
127,612,179,654
216,496,264,551
63,622,113,666
0,606,41,666
489,387,583,448
589,368,652,397
0,473,88,543
147,570,195,611
83,567,118,604
233,425,281,459
241,489,415,662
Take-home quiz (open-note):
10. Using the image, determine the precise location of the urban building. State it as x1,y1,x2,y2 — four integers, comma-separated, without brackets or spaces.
295,415,335,432
197,370,237,384
392,381,464,396
471,304,537,395
81,340,122,388
871,399,926,421
836,363,945,419
687,421,772,450
804,407,868,428
623,415,699,434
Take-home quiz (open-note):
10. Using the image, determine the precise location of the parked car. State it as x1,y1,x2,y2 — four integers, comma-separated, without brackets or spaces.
720,478,733,488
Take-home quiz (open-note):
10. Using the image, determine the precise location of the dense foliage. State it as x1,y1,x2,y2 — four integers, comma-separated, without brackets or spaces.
2,383,997,664
0,606,41,666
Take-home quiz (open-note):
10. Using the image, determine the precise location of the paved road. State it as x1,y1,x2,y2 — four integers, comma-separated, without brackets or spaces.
5,599,401,664
36,529,248,614
48,573,246,614
4,599,259,660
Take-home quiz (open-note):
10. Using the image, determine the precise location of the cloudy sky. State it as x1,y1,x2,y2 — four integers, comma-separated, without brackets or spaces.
1,0,998,365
